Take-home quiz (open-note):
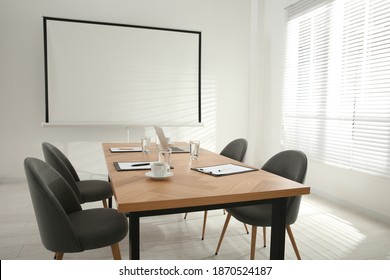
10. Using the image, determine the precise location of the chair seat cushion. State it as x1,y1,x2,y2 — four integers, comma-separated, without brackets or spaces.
227,204,273,227
76,180,113,203
68,208,128,251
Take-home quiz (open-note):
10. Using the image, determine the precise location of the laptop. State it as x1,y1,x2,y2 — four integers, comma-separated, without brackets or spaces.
154,126,190,153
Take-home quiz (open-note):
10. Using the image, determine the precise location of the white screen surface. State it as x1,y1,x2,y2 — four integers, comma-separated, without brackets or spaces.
44,18,201,125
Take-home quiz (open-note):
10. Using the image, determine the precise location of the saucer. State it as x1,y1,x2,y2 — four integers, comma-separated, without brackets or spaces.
145,171,173,180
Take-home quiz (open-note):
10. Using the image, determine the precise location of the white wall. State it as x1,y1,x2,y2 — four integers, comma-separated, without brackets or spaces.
258,0,390,223
0,0,251,180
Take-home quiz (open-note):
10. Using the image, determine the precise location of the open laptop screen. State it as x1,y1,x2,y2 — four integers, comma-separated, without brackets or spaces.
154,126,189,153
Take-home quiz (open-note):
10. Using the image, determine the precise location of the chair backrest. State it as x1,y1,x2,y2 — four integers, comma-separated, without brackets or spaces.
24,157,83,253
42,142,83,202
261,150,308,225
220,138,248,162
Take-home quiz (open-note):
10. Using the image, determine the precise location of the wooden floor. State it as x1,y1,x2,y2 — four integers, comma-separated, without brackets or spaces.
1,181,389,260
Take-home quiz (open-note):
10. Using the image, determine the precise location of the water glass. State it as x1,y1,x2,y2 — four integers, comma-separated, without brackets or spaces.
141,137,151,154
159,147,172,173
189,140,200,160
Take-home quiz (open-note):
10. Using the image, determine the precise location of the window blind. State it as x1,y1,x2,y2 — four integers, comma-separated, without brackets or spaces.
282,0,390,177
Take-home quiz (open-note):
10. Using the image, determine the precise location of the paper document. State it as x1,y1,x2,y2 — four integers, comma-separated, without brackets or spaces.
191,163,258,176
110,147,142,153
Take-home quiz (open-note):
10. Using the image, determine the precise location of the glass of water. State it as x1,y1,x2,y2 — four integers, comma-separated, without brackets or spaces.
141,136,151,154
189,140,200,160
158,147,172,173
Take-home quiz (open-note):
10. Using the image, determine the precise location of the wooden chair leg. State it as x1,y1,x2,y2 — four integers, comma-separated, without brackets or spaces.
184,212,188,219
201,211,208,240
102,199,108,208
286,225,301,260
111,243,122,260
55,252,64,260
250,226,257,260
215,213,232,255
243,223,249,234
263,226,266,247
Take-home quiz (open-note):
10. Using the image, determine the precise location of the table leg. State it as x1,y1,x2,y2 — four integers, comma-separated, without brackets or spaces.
128,213,140,260
270,198,287,260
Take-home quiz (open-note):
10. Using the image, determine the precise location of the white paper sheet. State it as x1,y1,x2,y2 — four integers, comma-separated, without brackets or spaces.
110,147,142,153
192,164,257,176
115,161,155,171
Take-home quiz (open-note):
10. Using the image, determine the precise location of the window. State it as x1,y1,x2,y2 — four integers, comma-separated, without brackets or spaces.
282,0,390,177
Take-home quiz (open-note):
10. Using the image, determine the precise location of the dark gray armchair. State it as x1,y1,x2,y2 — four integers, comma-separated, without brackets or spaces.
185,138,249,240
42,142,113,208
215,150,308,259
24,157,128,259
219,138,248,162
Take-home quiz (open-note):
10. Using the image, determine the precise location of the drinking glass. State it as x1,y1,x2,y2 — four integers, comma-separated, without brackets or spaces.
141,137,151,154
159,147,172,173
189,140,200,160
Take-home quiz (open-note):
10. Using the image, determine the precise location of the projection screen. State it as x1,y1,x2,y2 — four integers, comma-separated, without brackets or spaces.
43,17,201,126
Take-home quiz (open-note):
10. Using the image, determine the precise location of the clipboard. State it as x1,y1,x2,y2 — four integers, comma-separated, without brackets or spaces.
114,162,174,171
191,163,258,177
114,162,152,171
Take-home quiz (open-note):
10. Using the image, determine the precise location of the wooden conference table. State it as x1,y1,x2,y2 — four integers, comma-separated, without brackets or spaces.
102,142,310,260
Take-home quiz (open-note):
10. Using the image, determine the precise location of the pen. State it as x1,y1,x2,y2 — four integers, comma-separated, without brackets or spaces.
131,163,150,167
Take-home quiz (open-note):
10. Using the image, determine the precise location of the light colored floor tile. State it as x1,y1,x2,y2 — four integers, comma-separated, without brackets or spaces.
1,181,390,260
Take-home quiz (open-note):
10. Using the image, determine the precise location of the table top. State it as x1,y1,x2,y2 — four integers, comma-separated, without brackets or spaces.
102,143,310,213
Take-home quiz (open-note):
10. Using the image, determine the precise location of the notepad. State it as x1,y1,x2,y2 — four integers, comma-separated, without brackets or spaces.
114,162,153,171
110,147,142,153
191,164,258,176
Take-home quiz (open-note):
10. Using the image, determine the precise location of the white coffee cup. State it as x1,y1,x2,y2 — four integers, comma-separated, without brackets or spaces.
151,162,167,177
